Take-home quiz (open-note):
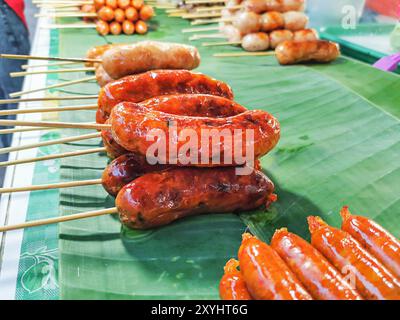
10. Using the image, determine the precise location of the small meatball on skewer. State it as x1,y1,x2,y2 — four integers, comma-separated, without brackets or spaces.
221,25,243,43
283,11,309,31
260,11,284,32
233,11,261,34
269,29,293,49
293,28,319,42
241,32,270,51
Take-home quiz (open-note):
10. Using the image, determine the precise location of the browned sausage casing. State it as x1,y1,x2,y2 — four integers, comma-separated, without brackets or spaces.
116,167,275,229
85,43,114,67
308,216,400,300
109,103,280,166
95,64,115,87
97,70,234,123
101,94,247,158
102,41,201,79
220,259,252,300
238,233,312,300
271,228,362,300
276,40,340,65
341,206,400,279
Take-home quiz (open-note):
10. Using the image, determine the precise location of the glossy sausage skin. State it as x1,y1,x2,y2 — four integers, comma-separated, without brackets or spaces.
110,103,280,166
276,40,340,65
97,70,235,123
341,206,400,279
271,228,362,300
238,233,312,300
244,0,304,13
308,216,400,300
95,64,115,87
116,167,275,229
101,153,169,196
102,41,201,79
101,94,247,158
220,259,252,300
85,43,114,67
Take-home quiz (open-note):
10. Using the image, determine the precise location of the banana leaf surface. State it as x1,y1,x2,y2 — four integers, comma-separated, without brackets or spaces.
55,11,400,299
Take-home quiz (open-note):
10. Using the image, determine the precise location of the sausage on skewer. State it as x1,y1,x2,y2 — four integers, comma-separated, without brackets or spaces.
220,259,253,300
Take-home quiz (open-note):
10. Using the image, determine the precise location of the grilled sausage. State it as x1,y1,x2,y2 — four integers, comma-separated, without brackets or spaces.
85,43,114,67
109,103,280,166
341,206,400,279
220,259,252,300
271,228,362,300
116,167,275,229
283,11,308,31
97,70,235,123
276,40,340,65
95,64,114,87
293,28,319,42
308,216,400,300
238,233,312,300
101,94,247,158
260,11,284,32
101,41,201,79
243,0,304,13
269,30,293,49
233,11,261,34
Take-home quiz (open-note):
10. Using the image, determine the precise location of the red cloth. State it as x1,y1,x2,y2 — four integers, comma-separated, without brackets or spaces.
4,0,27,28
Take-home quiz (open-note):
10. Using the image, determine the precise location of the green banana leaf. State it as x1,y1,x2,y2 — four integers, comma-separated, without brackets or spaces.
56,11,400,299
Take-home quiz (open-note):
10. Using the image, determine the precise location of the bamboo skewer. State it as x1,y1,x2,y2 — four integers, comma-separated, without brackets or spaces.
182,12,222,19
202,41,242,46
0,53,102,63
191,17,231,25
182,25,219,33
0,179,102,193
32,0,92,4
0,127,55,135
10,67,95,77
42,23,97,29
35,12,97,18
189,34,225,41
0,207,118,232
214,51,276,57
0,119,109,130
9,76,97,97
0,104,97,116
0,95,98,105
0,132,101,155
0,147,106,167
186,0,228,4
21,61,82,69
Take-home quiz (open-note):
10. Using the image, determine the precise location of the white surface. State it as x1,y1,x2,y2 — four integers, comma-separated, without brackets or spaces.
0,15,51,300
341,34,396,55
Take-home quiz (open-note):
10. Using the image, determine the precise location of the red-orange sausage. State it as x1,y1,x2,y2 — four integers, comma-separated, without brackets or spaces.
116,167,275,229
341,206,400,279
238,233,312,300
110,103,280,167
220,259,252,300
101,153,169,196
97,70,234,123
271,228,362,300
102,119,129,159
308,216,400,300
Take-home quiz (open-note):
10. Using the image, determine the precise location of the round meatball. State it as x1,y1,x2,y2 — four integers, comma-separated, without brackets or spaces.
233,12,261,35
241,33,270,52
270,29,293,49
283,11,308,31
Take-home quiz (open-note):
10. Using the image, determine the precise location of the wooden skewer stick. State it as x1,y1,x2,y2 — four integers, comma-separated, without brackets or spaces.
0,147,106,167
0,127,55,135
0,119,109,130
0,53,101,63
0,132,101,154
0,179,102,193
191,17,231,25
214,51,276,57
186,0,228,4
32,0,92,4
35,12,97,18
189,34,225,41
0,207,118,233
0,95,98,105
166,9,186,14
10,67,95,77
9,76,97,97
182,25,219,33
182,12,222,19
202,41,242,46
195,6,226,12
0,104,97,116
41,23,97,29
21,61,82,69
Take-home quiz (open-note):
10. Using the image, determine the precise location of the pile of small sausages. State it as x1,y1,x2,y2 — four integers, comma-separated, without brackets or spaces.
90,67,281,229
88,0,155,35
220,207,400,300
220,0,316,52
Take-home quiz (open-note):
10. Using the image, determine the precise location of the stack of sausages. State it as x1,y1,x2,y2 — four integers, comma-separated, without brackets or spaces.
220,207,400,300
94,0,154,35
89,68,281,229
219,0,318,51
